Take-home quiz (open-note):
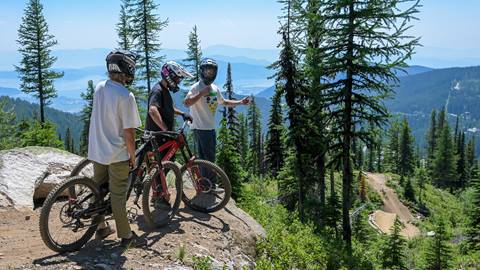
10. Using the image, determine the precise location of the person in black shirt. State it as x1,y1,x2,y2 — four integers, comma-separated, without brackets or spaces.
146,61,192,211
146,61,193,132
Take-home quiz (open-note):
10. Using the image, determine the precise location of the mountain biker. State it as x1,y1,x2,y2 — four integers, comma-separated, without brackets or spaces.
145,61,193,133
145,61,193,209
184,58,250,170
87,49,146,248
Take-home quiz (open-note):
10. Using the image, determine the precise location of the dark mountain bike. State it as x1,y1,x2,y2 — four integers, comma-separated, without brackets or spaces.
70,121,231,213
39,129,184,253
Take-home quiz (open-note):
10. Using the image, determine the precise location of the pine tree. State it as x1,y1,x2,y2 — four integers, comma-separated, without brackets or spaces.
0,98,17,150
424,219,451,270
223,63,240,143
80,80,94,156
468,169,480,250
64,128,72,152
386,120,401,174
270,0,308,218
404,177,415,202
238,113,249,168
453,116,460,148
426,109,437,170
19,120,63,148
116,0,145,108
265,87,284,178
432,122,458,190
457,131,467,189
247,96,262,175
216,117,243,200
437,109,446,138
15,0,64,124
117,0,134,51
381,216,406,270
415,166,427,204
130,0,168,94
183,25,202,85
317,0,419,257
399,118,415,178
466,137,476,184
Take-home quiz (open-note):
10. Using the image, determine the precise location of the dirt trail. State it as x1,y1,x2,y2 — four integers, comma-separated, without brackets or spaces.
0,198,263,269
365,173,420,238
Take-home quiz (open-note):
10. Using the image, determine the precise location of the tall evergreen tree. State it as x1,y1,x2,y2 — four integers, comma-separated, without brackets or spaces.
317,0,419,257
385,120,401,174
424,219,451,270
247,96,262,175
265,87,285,178
238,113,249,168
432,122,458,190
457,131,467,189
381,217,406,270
80,80,95,156
377,139,383,173
270,0,308,218
117,0,134,51
15,0,64,124
453,115,460,148
468,168,480,251
437,109,446,138
415,166,427,204
466,136,477,184
130,0,168,94
64,128,72,153
223,63,240,143
399,118,415,178
0,99,17,150
426,109,437,170
183,25,202,85
216,117,243,200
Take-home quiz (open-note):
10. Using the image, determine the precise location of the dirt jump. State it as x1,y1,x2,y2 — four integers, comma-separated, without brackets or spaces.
365,173,420,239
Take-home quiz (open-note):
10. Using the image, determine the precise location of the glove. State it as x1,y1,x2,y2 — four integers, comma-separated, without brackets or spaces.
182,113,193,123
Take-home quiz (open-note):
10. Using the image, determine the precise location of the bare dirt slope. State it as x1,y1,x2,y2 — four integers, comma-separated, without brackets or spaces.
0,199,264,270
365,172,420,238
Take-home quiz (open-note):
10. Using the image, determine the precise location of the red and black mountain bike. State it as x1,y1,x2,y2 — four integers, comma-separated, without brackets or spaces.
39,121,232,252
69,121,232,213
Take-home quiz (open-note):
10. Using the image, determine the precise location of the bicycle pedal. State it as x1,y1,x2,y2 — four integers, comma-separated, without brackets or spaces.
127,207,139,223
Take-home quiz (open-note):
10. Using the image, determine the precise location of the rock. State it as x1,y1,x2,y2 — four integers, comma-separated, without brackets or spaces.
0,147,83,208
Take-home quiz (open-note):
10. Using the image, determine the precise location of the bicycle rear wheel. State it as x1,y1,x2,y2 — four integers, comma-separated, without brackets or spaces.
142,161,182,228
181,159,231,213
39,176,101,253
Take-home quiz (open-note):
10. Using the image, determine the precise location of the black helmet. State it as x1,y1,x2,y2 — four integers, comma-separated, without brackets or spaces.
106,50,137,79
160,61,193,93
200,58,218,85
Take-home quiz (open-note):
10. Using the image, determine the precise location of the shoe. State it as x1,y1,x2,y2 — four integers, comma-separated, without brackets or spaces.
120,231,147,248
95,224,116,240
152,197,171,211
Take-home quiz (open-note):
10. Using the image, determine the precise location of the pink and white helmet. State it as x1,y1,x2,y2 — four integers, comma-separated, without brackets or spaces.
160,61,193,92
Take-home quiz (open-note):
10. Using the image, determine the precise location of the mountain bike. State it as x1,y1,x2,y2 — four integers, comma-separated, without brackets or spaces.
70,121,232,213
39,129,184,253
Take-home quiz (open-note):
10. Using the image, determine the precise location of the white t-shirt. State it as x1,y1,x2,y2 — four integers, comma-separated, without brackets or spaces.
88,80,142,165
187,81,226,130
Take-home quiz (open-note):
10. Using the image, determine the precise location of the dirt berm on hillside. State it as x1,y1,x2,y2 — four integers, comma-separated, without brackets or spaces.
365,172,420,239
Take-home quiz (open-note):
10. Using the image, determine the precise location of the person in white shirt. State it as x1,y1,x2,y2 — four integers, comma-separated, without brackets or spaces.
184,58,249,176
87,50,146,248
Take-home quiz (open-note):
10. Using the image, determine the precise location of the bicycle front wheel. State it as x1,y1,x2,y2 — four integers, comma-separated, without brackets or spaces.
142,161,182,228
39,176,101,253
181,159,231,213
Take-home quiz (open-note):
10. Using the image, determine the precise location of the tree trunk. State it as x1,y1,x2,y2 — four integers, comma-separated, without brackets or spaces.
142,0,151,94
342,1,355,263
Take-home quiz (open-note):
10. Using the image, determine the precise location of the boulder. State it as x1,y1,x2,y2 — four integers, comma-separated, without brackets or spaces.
0,146,83,209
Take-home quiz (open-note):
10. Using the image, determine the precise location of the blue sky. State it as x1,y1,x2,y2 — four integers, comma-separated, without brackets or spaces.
1,0,480,65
